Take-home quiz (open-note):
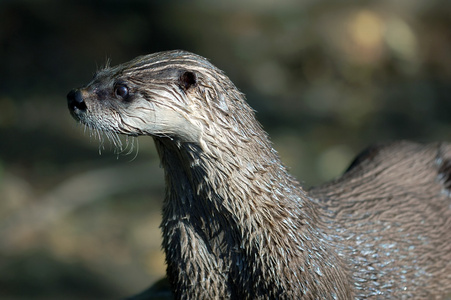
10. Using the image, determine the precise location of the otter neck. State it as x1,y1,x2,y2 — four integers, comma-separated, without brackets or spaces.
154,133,317,236
152,130,350,298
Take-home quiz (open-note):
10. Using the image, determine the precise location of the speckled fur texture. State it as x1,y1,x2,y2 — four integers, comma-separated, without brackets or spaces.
67,50,451,299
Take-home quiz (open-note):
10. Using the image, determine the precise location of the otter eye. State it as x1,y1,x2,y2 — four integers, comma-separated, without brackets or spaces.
115,84,129,99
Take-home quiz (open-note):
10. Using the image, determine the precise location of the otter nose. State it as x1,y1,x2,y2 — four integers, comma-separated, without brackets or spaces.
67,89,87,111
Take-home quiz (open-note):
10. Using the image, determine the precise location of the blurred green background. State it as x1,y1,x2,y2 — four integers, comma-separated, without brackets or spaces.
0,0,450,298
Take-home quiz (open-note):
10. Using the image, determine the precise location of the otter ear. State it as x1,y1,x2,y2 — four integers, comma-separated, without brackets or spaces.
179,71,197,91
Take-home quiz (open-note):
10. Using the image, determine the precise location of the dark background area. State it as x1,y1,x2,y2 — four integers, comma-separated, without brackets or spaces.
0,0,450,298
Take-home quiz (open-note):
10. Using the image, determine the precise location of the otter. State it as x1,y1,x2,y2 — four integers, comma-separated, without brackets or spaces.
67,50,451,299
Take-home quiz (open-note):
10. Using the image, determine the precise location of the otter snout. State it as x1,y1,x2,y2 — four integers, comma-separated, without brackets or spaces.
67,88,88,122
67,89,87,113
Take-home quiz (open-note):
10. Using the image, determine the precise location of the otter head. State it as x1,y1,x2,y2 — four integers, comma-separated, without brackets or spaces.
67,50,247,145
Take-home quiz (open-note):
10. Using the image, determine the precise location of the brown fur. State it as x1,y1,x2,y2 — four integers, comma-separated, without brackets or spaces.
67,50,451,299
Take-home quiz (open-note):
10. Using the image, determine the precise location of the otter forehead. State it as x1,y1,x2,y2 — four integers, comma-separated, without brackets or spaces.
83,51,213,87
122,50,219,74
93,50,219,82
85,50,229,97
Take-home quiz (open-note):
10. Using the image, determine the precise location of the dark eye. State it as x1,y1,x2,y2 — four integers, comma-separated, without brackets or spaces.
115,84,129,99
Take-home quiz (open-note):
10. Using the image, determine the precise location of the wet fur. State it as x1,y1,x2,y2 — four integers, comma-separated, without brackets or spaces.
67,50,451,299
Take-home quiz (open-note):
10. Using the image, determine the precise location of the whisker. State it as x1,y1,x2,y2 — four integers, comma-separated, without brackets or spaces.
79,124,141,159
126,136,140,162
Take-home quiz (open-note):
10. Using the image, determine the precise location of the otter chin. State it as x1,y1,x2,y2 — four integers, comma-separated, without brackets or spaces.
67,50,451,299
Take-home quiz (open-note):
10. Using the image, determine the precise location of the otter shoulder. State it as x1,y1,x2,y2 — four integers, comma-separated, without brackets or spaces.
310,141,451,199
